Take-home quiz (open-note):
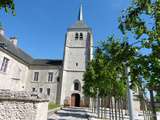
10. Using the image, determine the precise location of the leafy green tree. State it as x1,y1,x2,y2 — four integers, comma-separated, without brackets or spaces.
119,0,160,44
155,91,160,102
118,0,160,119
83,36,140,119
0,0,15,15
83,61,97,97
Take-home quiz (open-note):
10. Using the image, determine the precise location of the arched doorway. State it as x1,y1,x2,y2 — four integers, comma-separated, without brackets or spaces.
71,93,80,107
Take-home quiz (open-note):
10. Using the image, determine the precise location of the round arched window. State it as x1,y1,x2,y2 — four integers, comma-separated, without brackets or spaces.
75,33,79,40
74,80,81,91
80,33,83,40
74,82,79,90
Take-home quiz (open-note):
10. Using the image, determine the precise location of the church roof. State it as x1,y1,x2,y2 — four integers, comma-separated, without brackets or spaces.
70,21,89,29
31,59,62,66
68,4,91,31
0,35,62,66
0,35,33,64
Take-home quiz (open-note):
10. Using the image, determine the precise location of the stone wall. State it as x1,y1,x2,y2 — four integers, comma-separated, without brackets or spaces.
0,90,48,120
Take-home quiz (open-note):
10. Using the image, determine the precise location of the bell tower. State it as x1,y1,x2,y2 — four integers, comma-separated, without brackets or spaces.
60,4,93,106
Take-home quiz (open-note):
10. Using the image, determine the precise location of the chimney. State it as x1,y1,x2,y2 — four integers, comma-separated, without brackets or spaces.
0,28,4,36
10,37,18,46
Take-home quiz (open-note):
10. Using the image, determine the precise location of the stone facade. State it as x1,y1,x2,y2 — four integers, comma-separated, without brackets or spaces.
60,26,93,106
0,90,48,120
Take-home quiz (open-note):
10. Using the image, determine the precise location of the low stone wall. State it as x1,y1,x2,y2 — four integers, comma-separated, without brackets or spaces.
0,89,48,120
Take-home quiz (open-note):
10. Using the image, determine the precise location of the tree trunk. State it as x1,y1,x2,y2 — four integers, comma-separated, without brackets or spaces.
110,97,114,120
101,98,103,119
149,90,157,120
109,97,112,120
93,98,96,113
114,98,117,120
118,99,121,120
142,100,146,120
121,98,124,120
91,97,93,112
97,97,100,118
104,97,107,119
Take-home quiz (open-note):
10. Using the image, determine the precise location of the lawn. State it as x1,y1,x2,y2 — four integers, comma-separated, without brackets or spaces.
48,102,60,110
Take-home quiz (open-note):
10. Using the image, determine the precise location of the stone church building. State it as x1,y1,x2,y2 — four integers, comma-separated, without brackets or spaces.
0,4,93,107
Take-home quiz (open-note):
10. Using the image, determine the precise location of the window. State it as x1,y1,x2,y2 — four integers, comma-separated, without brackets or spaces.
80,33,83,40
34,72,39,81
74,82,80,91
32,88,35,92
48,72,53,82
73,80,81,91
0,57,9,72
47,88,50,96
76,62,78,66
75,33,78,40
57,77,60,82
40,88,43,93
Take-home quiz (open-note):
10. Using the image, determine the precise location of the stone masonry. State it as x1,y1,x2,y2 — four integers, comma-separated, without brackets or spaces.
0,89,48,120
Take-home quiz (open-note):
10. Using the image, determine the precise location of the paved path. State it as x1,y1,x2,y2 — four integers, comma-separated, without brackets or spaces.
48,107,97,120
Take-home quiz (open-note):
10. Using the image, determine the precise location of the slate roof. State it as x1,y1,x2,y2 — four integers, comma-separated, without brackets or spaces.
70,21,89,29
68,21,91,31
0,35,62,66
0,35,33,64
31,59,62,66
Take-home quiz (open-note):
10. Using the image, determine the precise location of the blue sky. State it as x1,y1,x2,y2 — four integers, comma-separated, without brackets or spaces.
0,0,131,59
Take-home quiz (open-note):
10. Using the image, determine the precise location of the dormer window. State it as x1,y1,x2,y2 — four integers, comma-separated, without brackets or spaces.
80,33,83,40
75,33,78,40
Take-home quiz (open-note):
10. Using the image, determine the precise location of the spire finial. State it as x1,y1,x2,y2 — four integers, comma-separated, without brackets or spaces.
78,2,83,21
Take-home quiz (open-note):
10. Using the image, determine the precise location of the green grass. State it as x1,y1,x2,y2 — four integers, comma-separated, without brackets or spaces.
156,108,160,112
48,102,60,110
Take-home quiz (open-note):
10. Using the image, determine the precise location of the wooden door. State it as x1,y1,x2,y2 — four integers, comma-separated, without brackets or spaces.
71,94,75,106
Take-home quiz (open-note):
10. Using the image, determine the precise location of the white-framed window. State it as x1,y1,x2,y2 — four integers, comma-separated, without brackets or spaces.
32,88,36,92
47,88,50,96
33,72,39,81
48,72,53,82
40,88,43,93
0,57,9,72
76,62,78,66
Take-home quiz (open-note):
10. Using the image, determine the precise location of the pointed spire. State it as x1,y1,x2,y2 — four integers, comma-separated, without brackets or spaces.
78,3,83,21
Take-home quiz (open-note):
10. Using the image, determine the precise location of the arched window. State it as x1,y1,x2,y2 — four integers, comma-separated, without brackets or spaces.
73,80,81,91
74,82,79,90
75,33,78,40
80,33,83,40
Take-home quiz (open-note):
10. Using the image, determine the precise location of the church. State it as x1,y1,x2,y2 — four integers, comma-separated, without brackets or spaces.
0,4,93,107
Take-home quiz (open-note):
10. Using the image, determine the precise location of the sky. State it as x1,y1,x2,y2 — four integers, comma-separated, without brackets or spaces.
0,0,131,59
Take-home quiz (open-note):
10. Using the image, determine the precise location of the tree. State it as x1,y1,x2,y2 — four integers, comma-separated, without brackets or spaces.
0,0,15,15
83,36,140,119
155,91,160,102
118,0,160,119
